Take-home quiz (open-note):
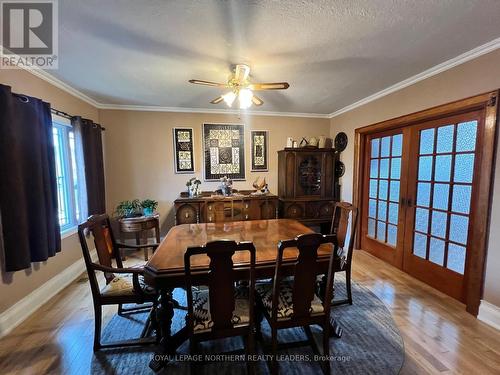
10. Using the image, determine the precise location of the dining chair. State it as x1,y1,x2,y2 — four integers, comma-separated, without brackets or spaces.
78,214,160,351
323,202,358,306
255,232,337,375
184,240,256,374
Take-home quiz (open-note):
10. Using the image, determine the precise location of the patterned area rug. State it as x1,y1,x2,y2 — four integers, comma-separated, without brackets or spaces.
91,274,404,374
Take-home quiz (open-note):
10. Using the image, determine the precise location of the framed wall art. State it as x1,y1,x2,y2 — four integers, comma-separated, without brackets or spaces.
173,127,195,173
251,130,269,171
203,123,245,181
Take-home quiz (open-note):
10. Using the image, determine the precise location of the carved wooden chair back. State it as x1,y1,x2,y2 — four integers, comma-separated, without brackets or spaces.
78,214,123,288
272,233,336,322
184,240,256,333
329,202,358,269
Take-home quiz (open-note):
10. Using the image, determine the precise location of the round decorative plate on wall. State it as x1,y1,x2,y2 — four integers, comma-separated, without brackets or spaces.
334,132,348,152
335,160,346,178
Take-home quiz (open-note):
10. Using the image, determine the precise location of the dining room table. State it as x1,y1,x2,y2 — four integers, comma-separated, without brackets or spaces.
144,218,343,371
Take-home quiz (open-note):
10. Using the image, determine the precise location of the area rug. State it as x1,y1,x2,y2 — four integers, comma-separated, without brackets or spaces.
91,274,404,374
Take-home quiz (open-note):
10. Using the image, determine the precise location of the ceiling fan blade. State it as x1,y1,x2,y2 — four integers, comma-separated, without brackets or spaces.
189,79,227,88
251,95,264,106
210,96,224,104
249,82,290,90
234,64,250,82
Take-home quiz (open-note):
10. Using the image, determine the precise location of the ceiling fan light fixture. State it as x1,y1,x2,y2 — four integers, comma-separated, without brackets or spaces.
222,91,237,107
189,64,289,109
238,88,253,109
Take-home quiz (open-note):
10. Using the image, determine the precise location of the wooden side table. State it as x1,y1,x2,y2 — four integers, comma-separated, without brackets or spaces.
118,214,160,261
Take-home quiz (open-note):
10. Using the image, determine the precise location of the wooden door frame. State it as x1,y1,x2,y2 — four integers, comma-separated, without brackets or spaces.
352,91,499,315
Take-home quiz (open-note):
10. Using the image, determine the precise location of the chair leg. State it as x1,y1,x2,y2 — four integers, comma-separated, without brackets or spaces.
255,307,264,342
246,331,256,375
93,305,102,351
270,327,279,375
346,269,353,305
322,323,331,375
118,303,123,316
189,339,200,375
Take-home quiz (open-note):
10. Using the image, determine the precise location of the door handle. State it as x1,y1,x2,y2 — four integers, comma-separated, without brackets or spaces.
399,197,414,207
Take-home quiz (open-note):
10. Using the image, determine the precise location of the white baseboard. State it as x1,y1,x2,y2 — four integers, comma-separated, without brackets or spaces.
478,300,500,331
0,250,97,338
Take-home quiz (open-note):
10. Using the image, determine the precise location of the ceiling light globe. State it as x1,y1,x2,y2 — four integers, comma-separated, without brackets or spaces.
222,91,237,107
238,88,253,109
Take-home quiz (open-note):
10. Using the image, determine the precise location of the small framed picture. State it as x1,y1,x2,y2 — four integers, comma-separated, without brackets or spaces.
173,128,195,173
251,130,269,171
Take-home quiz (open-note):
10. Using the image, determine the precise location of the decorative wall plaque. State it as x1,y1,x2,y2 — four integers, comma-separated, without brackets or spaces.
203,123,245,181
335,160,346,177
173,128,195,173
334,132,348,152
251,130,268,171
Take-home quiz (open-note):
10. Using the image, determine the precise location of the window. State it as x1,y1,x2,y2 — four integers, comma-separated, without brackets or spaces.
52,115,81,232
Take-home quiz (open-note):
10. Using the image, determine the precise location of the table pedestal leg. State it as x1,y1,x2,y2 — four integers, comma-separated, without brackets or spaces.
149,288,188,372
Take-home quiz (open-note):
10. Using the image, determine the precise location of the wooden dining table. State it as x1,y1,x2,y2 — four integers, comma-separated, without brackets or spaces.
144,219,342,371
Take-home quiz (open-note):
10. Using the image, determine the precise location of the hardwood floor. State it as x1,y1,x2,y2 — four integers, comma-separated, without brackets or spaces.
0,249,499,374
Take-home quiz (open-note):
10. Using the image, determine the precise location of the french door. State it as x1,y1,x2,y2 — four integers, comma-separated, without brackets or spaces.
361,110,484,302
360,129,409,268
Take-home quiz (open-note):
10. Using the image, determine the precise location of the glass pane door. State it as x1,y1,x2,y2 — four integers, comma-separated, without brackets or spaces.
367,134,402,246
412,121,478,273
361,129,407,268
403,111,482,302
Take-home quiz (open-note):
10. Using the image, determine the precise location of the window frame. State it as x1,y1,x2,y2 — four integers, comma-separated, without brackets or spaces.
52,114,79,236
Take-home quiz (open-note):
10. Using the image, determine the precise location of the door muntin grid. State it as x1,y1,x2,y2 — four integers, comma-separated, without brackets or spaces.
367,134,402,246
412,121,478,274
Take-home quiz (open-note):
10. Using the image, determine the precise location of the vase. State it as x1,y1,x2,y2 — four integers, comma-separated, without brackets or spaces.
143,207,153,216
318,135,327,148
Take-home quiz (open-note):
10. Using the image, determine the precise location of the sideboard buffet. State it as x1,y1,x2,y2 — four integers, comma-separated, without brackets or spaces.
174,191,279,224
174,148,341,229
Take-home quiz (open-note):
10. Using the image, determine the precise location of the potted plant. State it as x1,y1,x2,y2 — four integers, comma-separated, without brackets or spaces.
186,177,201,197
141,199,158,216
114,199,141,218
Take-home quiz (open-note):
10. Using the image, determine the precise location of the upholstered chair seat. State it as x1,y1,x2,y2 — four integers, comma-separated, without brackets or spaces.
191,288,250,332
100,274,156,297
256,280,324,320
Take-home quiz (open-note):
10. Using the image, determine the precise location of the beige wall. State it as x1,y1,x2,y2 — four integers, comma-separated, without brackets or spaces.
0,69,99,314
99,110,330,232
330,48,500,307
2,48,500,316
0,69,328,316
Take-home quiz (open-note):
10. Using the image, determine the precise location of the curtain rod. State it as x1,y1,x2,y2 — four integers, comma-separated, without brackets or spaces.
50,108,72,119
50,108,106,131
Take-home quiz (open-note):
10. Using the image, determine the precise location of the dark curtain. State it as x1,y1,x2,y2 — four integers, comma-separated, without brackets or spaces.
72,116,106,215
0,84,61,271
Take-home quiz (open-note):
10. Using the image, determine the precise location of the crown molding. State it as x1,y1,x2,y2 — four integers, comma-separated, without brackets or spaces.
20,64,102,108
329,36,500,118
20,64,329,118
11,36,500,120
97,103,330,118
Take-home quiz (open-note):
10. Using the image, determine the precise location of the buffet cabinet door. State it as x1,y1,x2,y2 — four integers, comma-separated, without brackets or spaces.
175,203,199,224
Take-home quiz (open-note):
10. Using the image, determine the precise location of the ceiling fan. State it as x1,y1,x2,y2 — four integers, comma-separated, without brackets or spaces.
188,64,289,109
